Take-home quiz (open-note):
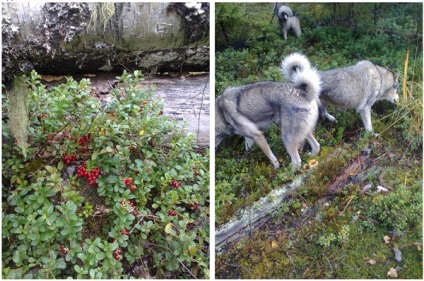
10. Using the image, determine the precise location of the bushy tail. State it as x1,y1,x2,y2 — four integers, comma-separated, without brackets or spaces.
292,67,321,102
281,53,320,102
281,52,311,82
277,5,293,20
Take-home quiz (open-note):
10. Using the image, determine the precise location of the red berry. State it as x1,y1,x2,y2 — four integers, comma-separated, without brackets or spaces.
192,203,199,211
120,228,130,236
122,178,133,186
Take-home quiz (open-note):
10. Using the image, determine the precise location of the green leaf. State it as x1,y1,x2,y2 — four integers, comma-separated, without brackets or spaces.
61,228,69,236
45,165,57,174
67,201,78,213
58,161,64,171
77,253,87,261
170,191,179,203
74,264,83,273
107,175,118,184
96,252,106,261
55,258,66,269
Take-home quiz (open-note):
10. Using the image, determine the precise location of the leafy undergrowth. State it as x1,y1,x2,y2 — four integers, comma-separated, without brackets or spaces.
2,71,209,279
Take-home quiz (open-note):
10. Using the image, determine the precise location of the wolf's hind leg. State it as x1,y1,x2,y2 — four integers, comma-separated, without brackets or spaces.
251,133,280,169
305,132,320,156
283,140,302,170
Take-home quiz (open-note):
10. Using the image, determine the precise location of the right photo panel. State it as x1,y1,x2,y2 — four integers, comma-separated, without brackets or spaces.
215,2,423,279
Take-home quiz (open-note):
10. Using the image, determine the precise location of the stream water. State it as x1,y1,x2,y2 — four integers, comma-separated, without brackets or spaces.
143,74,210,147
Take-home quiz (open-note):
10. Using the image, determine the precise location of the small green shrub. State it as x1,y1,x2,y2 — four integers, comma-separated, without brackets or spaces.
365,182,422,232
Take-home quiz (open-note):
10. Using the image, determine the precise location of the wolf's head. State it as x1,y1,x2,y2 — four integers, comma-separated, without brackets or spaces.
381,72,400,104
215,93,233,148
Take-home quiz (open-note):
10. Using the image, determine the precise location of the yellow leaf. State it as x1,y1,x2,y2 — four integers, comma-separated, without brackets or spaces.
368,259,376,265
188,245,197,256
139,129,144,136
164,223,177,236
387,267,398,278
271,240,278,249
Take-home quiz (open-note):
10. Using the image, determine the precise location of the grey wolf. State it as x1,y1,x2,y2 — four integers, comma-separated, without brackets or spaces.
215,54,321,169
274,3,301,40
283,53,399,132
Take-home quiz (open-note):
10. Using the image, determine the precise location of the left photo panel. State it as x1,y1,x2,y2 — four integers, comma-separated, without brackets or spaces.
2,2,210,279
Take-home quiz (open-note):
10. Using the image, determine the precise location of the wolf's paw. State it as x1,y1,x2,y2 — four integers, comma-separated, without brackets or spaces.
326,115,337,123
308,149,320,157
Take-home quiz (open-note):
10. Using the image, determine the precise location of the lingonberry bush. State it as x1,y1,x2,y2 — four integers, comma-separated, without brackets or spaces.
2,70,210,278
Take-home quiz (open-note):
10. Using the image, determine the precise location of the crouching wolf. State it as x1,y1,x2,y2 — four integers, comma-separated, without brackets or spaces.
283,53,399,132
215,54,321,169
274,3,301,40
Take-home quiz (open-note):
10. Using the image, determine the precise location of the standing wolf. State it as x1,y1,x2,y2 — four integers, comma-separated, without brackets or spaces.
215,54,321,169
274,3,301,40
283,53,399,132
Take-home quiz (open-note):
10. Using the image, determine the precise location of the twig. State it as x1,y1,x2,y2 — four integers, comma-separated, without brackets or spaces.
223,263,252,275
399,242,423,249
323,253,334,274
179,259,197,279
339,195,355,216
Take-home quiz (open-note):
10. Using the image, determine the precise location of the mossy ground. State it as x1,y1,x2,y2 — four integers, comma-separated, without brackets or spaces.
216,109,422,279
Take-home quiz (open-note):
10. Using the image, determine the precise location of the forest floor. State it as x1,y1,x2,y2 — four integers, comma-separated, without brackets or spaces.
215,122,422,279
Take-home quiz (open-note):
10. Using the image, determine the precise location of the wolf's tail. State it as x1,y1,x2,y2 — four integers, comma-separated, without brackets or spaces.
281,52,311,82
281,53,320,102
277,5,294,20
292,67,321,102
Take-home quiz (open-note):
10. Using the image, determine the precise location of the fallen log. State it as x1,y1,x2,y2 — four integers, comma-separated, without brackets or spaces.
215,176,306,253
2,2,209,81
215,148,372,254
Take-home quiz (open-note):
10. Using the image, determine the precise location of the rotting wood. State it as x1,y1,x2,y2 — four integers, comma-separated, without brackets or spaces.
215,175,306,253
216,149,372,253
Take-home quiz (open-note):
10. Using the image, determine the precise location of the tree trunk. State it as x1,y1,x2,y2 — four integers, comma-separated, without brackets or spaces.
2,2,209,81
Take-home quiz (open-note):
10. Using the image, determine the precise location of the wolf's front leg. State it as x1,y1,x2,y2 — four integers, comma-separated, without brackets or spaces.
324,111,337,123
245,137,254,151
359,107,373,132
